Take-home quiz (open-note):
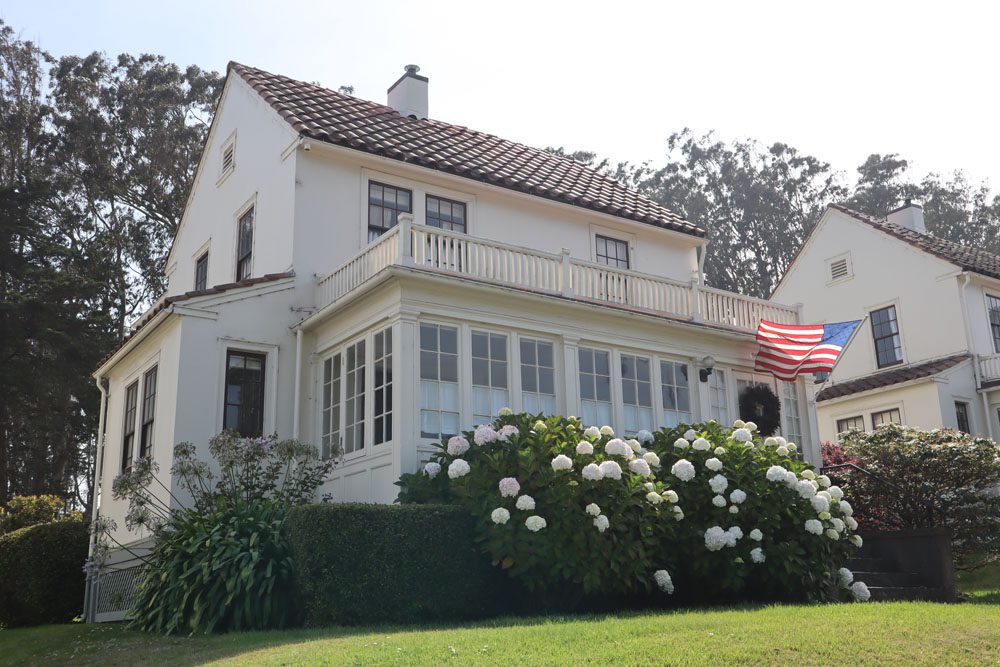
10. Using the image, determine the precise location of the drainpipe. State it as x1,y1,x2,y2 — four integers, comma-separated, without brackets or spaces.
292,329,303,439
958,273,993,438
84,375,109,622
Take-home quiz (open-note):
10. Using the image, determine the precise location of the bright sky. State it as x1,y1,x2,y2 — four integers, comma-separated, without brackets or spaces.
5,0,999,188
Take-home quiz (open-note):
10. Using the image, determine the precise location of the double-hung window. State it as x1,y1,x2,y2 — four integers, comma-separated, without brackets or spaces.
138,366,157,459
708,369,730,425
836,415,865,433
426,195,466,232
368,181,411,242
987,294,1000,353
194,252,209,291
224,351,265,437
595,235,630,269
236,207,254,281
373,329,393,446
520,338,556,414
471,331,508,425
321,354,341,460
870,305,903,368
660,361,692,427
343,340,366,455
420,324,460,439
871,408,901,427
955,401,971,433
620,353,654,435
781,381,802,447
121,381,139,471
578,347,612,426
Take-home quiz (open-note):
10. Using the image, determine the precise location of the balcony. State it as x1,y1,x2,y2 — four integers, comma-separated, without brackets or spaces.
315,217,799,334
980,353,1000,386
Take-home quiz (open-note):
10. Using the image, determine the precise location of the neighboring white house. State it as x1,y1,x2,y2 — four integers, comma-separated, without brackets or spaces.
772,202,1000,444
87,63,818,615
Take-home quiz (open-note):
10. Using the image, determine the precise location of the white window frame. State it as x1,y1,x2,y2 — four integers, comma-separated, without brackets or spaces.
588,224,636,268
983,291,1000,354
233,195,257,282
418,319,462,443
117,351,161,472
707,367,732,426
867,299,906,369
470,328,511,426
618,350,655,436
516,335,558,416
953,397,974,433
578,345,615,427
658,357,694,428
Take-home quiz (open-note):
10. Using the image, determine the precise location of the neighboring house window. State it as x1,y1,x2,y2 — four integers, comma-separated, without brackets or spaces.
955,401,971,433
343,339,366,455
236,207,254,281
595,235,630,269
836,415,865,434
194,252,209,291
987,294,1000,353
121,381,139,471
321,353,341,460
368,181,411,242
578,347,612,426
660,361,692,427
138,366,157,459
520,338,556,414
708,369,730,425
781,381,802,447
620,353,654,435
871,408,901,428
373,328,393,446
870,305,903,368
420,323,459,439
471,331,508,425
426,195,467,233
224,350,265,437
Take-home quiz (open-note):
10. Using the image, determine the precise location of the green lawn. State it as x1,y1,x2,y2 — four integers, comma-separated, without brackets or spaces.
3,598,999,667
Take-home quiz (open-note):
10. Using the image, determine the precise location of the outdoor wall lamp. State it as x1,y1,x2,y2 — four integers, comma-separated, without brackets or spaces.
699,356,716,382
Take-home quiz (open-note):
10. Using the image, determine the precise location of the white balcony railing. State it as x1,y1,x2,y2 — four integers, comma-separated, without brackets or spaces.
315,217,799,332
980,353,1000,384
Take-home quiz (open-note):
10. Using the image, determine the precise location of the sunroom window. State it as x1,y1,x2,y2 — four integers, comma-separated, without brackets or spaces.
520,338,556,414
578,347,612,426
471,331,508,425
420,324,460,439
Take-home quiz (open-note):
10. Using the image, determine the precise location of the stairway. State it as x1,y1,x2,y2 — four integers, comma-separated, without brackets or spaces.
849,531,955,602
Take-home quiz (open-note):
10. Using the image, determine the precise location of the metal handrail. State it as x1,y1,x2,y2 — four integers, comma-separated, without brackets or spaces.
822,462,945,526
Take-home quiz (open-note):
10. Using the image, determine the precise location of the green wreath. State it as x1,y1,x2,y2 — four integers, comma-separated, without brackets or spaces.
738,383,782,436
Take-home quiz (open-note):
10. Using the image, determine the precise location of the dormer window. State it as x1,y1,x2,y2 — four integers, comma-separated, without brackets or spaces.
368,181,411,242
827,254,852,283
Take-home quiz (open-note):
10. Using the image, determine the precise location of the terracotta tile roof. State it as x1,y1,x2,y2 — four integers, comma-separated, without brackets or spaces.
829,204,1000,281
228,63,704,238
96,272,295,371
814,353,970,402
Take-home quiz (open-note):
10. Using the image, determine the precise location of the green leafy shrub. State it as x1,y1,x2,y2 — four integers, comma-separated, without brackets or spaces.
399,413,864,604
0,494,80,535
838,424,1000,571
287,504,513,625
0,520,88,626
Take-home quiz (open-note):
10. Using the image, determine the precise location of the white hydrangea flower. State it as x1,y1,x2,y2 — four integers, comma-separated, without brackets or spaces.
838,567,854,588
714,447,726,456
525,515,547,532
850,581,871,602
491,507,510,525
593,514,610,532
765,465,787,482
533,420,547,432
745,421,758,432
498,407,513,416
643,482,655,492
604,439,631,458
725,526,742,547
684,429,697,441
498,477,520,498
671,459,696,482
819,511,831,520
732,428,752,443
582,463,604,481
804,519,823,535
851,534,863,547
750,547,765,563
839,500,854,516
448,459,471,478
662,489,678,503
673,506,685,521
729,505,739,514
673,437,690,450
749,528,763,541
705,457,723,471
829,485,844,501
846,516,858,531
447,436,471,456
729,489,747,504
636,429,654,445
816,490,832,502
783,470,798,486
787,443,797,453
424,462,441,479
627,438,642,453
818,475,832,488
704,526,729,551
515,495,536,511
584,426,601,439
733,419,746,428
763,437,778,447
776,446,790,457
551,454,573,472
600,425,615,437
811,495,830,513
709,474,729,494
795,480,817,499
643,451,661,467
585,503,601,516
629,458,652,478
831,517,845,533
474,425,498,445
497,424,519,441
653,569,675,594
772,436,787,447
646,491,663,505
576,441,594,455
692,437,711,451
826,528,840,540
801,469,816,480
712,494,727,508
599,460,623,480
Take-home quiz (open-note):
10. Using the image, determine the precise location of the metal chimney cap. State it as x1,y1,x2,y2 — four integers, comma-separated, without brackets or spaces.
404,64,420,75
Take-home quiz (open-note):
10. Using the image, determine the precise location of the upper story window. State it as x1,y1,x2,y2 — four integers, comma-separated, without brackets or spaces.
595,234,630,269
194,252,209,291
578,347,612,426
368,181,411,242
871,408,901,428
870,305,903,368
987,294,1000,353
661,360,692,427
471,331,508,425
121,380,139,471
224,350,265,437
955,401,971,433
236,207,254,281
836,415,864,434
620,353,654,435
139,366,158,459
426,195,467,233
520,338,556,415
419,323,459,440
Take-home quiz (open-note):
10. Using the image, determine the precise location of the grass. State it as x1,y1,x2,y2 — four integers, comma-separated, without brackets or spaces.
957,560,1000,604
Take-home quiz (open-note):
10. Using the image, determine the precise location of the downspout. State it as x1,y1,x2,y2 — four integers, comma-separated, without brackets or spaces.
958,273,993,438
84,375,109,622
292,329,303,439
697,242,708,285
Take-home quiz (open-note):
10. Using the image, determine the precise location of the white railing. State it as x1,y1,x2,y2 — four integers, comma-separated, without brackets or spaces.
314,216,799,333
980,353,1000,384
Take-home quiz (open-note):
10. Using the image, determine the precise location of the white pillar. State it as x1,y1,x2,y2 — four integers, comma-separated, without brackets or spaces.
395,311,421,476
562,335,580,418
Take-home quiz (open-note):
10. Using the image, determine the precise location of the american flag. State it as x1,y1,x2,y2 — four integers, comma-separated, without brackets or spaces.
754,320,862,381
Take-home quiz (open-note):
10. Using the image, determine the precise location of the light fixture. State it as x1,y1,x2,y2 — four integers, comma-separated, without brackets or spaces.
699,356,716,382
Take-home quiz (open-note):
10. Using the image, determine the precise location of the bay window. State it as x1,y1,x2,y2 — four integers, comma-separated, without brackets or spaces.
660,360,692,427
420,323,460,439
471,331,508,425
579,347,612,426
520,338,556,414
620,353,654,435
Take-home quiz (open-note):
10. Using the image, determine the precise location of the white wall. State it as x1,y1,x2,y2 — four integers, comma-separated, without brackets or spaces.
963,276,1000,357
817,381,944,444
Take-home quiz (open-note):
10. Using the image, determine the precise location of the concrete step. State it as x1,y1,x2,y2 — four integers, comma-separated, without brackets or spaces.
867,586,941,602
850,556,895,572
852,570,921,587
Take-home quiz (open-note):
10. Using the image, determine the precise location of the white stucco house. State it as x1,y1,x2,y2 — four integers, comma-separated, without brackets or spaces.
86,63,818,617
772,202,1000,444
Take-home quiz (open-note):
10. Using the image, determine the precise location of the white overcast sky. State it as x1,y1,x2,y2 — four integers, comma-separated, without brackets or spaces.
5,0,999,188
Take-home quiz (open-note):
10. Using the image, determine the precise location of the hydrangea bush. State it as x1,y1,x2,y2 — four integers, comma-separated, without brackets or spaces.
399,414,864,603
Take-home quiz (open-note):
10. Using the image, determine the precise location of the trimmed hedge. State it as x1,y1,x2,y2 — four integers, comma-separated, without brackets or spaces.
0,520,88,627
286,504,514,625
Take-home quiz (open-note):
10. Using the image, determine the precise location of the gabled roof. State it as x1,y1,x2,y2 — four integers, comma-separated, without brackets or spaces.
228,63,704,238
828,204,1000,281
815,353,970,402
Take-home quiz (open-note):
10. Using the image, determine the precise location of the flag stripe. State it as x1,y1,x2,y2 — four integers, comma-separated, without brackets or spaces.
752,319,862,382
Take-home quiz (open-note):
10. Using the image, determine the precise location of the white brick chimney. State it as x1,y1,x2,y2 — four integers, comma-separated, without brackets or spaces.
387,64,428,119
887,200,925,233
